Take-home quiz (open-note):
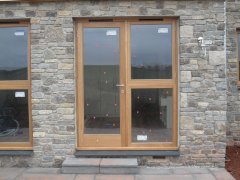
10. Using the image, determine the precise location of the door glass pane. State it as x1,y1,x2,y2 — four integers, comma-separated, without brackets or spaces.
83,28,120,134
0,27,28,80
131,24,172,79
132,89,173,142
0,90,29,142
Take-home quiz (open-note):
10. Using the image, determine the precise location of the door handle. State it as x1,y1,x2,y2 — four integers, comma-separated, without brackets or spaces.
116,84,125,87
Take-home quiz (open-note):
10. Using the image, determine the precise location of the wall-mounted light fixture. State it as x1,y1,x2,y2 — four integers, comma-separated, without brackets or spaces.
198,37,212,57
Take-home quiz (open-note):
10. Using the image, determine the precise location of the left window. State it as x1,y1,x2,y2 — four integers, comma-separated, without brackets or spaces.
0,23,32,150
238,30,240,84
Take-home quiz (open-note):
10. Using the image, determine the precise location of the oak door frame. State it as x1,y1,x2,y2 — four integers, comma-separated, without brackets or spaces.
76,18,178,150
125,19,178,149
76,21,126,148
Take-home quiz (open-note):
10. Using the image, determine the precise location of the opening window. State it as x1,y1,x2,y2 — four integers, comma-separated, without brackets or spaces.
238,30,240,84
0,23,32,150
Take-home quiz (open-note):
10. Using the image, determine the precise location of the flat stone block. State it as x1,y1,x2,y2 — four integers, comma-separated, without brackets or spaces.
0,150,33,156
172,167,190,174
0,168,25,180
187,167,209,174
75,150,180,156
209,168,235,180
100,158,138,174
18,174,76,180
62,157,100,167
135,174,193,180
192,174,215,180
62,166,99,174
180,26,193,37
209,51,225,65
138,167,172,175
95,175,134,180
25,168,60,174
100,167,138,174
75,175,95,180
173,167,209,174
100,158,137,167
61,158,101,174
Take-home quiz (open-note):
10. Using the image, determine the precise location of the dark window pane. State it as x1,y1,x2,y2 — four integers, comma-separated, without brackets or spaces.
132,89,173,142
239,34,240,80
83,28,120,134
0,90,29,142
0,27,28,80
131,25,172,79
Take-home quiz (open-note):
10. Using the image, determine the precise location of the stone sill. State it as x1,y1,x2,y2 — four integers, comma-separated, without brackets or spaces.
75,150,180,157
0,150,33,156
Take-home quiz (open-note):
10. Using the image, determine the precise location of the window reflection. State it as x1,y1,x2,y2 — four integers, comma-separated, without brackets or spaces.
0,90,29,142
238,33,240,80
0,27,28,80
131,24,172,79
83,28,120,134
132,89,173,142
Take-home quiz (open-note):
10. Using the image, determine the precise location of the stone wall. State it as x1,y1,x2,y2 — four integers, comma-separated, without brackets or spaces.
0,0,227,167
226,0,240,143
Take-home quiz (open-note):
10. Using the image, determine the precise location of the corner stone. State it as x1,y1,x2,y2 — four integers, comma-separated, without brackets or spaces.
181,71,191,82
209,51,225,65
181,116,194,130
180,26,193,37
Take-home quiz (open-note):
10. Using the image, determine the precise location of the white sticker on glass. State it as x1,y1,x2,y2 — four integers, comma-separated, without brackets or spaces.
15,92,25,98
106,30,117,36
137,135,148,141
14,31,25,36
158,28,168,34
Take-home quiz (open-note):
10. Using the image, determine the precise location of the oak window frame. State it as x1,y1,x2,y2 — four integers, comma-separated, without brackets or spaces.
0,22,32,150
237,29,240,86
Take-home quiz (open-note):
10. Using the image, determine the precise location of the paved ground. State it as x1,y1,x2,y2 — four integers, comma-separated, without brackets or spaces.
0,167,235,180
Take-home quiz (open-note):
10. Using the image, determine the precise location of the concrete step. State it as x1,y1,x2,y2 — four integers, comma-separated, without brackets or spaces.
100,158,138,174
61,157,138,174
61,158,100,174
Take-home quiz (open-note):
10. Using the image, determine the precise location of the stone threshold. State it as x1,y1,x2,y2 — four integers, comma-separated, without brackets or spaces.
0,150,33,156
75,150,180,157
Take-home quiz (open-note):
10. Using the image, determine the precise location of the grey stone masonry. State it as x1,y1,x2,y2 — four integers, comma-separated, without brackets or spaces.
0,0,230,167
226,0,240,143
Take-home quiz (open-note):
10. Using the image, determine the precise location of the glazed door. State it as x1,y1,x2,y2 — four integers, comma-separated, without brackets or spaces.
77,22,126,148
77,18,178,150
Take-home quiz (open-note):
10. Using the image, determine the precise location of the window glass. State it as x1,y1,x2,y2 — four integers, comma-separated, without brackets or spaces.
238,33,240,81
131,24,172,79
0,27,28,80
132,88,173,142
83,28,120,134
0,90,29,142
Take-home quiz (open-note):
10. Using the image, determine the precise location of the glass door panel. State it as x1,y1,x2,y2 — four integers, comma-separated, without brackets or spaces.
131,89,173,143
128,22,176,147
83,27,120,135
131,24,172,79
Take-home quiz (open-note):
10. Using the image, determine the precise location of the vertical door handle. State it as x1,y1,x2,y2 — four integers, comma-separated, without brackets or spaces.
116,84,125,87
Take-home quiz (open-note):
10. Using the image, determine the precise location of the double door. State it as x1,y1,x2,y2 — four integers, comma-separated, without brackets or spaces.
76,18,178,150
